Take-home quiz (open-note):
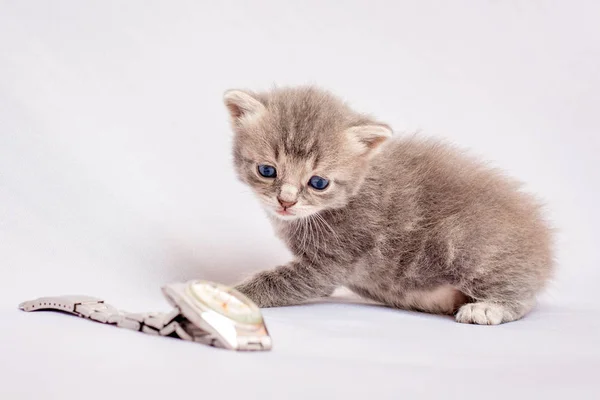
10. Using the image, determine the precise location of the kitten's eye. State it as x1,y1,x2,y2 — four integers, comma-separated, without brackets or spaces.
308,176,329,190
258,164,277,178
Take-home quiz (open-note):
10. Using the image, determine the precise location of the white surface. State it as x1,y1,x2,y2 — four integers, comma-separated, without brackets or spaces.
1,1,599,399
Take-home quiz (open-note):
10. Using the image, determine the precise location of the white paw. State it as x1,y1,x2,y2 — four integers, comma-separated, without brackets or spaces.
455,302,505,325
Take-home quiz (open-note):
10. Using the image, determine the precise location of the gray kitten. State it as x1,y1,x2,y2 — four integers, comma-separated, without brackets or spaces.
224,86,554,325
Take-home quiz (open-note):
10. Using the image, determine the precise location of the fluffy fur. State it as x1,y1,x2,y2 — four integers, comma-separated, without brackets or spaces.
224,86,554,324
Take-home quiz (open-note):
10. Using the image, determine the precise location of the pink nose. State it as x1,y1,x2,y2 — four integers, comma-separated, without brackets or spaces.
278,198,297,209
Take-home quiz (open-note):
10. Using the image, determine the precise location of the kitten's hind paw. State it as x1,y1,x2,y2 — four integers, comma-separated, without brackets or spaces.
455,302,505,325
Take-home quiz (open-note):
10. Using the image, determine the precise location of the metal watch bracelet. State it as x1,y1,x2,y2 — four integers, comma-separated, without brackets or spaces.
18,295,270,350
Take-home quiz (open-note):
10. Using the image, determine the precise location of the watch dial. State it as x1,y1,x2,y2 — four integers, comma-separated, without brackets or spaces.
188,281,263,325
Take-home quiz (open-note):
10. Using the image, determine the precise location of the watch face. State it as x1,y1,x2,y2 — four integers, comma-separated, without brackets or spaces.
188,281,263,325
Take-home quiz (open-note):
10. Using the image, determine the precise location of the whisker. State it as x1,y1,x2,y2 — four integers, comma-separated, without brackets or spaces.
301,217,308,255
312,215,321,248
308,215,317,248
314,212,342,248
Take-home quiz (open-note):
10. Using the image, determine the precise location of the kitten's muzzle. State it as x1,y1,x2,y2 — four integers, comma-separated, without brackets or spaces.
277,198,297,209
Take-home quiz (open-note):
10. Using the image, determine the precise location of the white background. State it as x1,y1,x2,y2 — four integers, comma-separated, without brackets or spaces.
1,1,599,399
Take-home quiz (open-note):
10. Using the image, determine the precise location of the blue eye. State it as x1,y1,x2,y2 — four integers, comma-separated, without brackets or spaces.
308,176,329,190
258,164,277,178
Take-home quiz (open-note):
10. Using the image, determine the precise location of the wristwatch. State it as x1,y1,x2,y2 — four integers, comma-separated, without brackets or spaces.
18,280,272,351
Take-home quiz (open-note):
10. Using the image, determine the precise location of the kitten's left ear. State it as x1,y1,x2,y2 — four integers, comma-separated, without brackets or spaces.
345,124,393,156
223,89,265,124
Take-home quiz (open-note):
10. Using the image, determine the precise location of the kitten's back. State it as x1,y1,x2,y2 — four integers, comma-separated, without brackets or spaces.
371,135,554,286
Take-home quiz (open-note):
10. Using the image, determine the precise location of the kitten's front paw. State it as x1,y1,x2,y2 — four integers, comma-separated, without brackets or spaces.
455,302,504,325
234,282,274,308
235,283,260,304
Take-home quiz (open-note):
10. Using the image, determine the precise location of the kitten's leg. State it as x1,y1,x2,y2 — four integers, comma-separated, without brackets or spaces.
235,260,338,307
455,298,535,325
454,255,545,325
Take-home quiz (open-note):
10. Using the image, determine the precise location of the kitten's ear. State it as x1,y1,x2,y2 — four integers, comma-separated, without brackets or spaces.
223,89,265,123
345,124,392,156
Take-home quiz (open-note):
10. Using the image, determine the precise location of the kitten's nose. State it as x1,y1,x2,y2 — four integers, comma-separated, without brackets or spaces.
277,198,297,209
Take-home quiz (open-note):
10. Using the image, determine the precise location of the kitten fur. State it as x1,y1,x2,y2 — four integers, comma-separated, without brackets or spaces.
224,86,554,325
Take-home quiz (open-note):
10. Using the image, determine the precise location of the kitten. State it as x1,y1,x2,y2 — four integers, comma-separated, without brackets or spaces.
224,86,554,325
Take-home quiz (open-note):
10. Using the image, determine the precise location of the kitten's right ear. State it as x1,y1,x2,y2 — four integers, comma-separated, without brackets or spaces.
223,89,265,124
345,124,392,157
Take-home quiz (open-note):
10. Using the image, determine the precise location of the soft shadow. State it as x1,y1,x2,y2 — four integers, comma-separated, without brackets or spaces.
270,289,458,323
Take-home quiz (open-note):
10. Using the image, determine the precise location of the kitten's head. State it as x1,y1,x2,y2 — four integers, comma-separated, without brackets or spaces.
223,86,391,221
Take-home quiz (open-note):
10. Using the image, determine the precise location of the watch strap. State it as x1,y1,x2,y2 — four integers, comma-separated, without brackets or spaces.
18,295,195,340
19,290,272,351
